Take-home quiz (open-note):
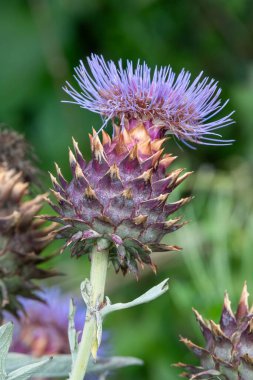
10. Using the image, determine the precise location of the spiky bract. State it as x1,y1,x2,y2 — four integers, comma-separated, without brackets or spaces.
0,166,57,320
176,283,253,380
63,54,234,147
44,127,191,276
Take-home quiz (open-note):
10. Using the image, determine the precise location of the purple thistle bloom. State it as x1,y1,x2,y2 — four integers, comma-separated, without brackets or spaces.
63,54,234,147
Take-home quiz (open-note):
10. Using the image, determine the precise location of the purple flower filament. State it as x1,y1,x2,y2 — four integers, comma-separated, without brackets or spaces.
63,54,234,147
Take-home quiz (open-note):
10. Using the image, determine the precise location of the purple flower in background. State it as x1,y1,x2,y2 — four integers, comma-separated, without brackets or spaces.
8,288,106,359
63,54,234,147
6,288,108,379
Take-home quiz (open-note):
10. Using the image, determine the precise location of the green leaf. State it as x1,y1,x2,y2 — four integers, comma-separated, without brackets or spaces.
68,298,79,368
87,356,143,374
7,358,52,380
0,322,13,379
6,354,143,378
0,322,52,380
101,278,169,318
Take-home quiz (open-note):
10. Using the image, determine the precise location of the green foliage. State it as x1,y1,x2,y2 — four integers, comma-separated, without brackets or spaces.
0,322,51,380
0,1,252,379
2,309,142,379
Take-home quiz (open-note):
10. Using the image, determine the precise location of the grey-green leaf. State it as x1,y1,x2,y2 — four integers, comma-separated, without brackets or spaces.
102,278,169,318
0,322,13,379
7,357,52,380
6,354,143,378
68,298,79,365
88,356,143,374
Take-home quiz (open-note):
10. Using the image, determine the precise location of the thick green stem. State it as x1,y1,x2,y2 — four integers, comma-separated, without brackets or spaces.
70,244,109,380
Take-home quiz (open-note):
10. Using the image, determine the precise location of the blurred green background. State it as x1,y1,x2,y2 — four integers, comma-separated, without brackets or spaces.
1,1,253,379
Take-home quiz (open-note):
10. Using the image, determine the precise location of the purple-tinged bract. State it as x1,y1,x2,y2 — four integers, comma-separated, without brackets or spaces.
175,283,253,380
43,127,191,276
63,54,234,147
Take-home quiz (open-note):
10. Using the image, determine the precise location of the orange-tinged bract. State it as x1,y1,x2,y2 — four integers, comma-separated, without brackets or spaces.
44,127,191,276
175,283,253,380
0,166,57,320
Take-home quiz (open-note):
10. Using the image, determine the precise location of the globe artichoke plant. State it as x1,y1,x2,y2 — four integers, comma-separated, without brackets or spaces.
0,53,235,380
0,165,57,321
40,54,234,380
176,283,253,380
43,118,192,380
44,116,188,380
